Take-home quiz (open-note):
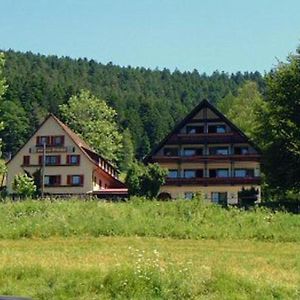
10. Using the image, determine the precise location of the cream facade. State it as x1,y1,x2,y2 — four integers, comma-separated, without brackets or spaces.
145,100,261,204
6,114,126,196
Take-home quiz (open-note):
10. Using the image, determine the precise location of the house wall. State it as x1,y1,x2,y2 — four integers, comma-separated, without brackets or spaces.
7,117,94,194
160,185,261,204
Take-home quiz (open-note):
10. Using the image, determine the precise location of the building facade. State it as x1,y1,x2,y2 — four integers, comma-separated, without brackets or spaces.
6,114,127,196
145,100,261,204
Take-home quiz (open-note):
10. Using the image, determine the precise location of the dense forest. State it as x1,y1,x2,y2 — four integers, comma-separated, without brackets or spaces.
1,50,264,158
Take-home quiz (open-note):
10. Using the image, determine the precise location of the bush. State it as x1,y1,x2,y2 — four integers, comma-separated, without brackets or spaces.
125,162,167,198
12,173,36,198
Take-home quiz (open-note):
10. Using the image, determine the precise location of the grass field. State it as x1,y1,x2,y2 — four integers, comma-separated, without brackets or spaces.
0,199,299,299
1,237,300,299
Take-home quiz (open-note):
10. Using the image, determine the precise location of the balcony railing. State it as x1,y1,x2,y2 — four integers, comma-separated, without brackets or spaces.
167,132,245,144
29,145,76,153
150,154,260,163
165,177,261,186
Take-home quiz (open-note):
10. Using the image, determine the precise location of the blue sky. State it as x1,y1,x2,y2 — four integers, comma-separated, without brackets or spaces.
0,0,300,73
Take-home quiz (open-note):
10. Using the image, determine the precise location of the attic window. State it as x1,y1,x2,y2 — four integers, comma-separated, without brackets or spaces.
52,135,64,146
186,125,204,134
208,125,227,133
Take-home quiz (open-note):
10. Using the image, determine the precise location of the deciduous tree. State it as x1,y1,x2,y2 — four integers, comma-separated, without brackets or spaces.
59,90,123,163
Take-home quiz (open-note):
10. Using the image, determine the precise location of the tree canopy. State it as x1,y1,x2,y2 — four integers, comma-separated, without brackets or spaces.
59,90,123,164
257,47,300,192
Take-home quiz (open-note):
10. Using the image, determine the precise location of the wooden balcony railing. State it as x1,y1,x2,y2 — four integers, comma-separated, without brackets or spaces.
165,177,261,186
150,154,261,163
167,132,245,144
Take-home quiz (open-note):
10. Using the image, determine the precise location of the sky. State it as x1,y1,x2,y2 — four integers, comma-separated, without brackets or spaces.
0,0,300,74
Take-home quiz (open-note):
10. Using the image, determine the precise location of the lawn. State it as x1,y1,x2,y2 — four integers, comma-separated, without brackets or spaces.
0,237,299,299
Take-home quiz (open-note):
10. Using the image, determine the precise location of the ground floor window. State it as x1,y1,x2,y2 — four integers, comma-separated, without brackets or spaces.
211,192,227,205
44,175,61,186
67,175,84,186
184,192,194,200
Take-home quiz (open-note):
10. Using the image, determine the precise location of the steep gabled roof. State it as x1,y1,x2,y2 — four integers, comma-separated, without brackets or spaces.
144,99,261,162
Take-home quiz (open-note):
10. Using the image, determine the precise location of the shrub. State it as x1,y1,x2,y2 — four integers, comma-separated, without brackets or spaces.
12,173,36,198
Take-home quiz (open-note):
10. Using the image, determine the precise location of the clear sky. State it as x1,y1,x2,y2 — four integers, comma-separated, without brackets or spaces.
0,0,300,74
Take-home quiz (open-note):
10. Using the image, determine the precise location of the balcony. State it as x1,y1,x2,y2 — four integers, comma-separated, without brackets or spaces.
30,145,76,154
150,154,261,163
165,177,261,186
167,132,245,145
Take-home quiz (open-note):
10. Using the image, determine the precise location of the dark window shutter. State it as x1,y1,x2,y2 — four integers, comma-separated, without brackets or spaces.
61,136,65,145
57,176,61,185
77,155,80,165
66,155,70,164
39,155,43,165
80,175,84,185
23,156,30,165
67,175,71,185
36,136,40,145
57,155,61,165
50,136,54,145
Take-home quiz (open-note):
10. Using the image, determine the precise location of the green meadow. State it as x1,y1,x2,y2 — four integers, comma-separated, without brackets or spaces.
0,199,299,299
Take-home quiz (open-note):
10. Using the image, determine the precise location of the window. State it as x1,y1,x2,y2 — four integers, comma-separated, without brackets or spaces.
52,135,64,146
211,192,227,205
234,169,254,178
164,148,178,156
183,169,203,178
182,148,203,156
216,169,229,177
44,175,61,186
209,169,229,178
67,155,80,165
184,192,194,200
234,147,249,155
208,125,227,133
23,156,30,166
67,175,84,186
44,155,60,165
36,136,50,146
209,147,229,155
184,170,196,178
186,125,204,134
168,169,178,178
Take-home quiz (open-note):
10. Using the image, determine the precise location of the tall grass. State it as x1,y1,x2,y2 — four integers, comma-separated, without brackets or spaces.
0,197,299,241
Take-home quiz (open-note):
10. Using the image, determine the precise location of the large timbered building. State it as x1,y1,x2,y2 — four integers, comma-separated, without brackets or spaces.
145,100,261,204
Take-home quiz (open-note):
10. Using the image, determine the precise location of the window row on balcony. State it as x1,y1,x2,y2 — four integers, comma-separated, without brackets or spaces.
44,174,84,187
168,168,258,179
164,146,250,157
184,124,228,134
23,154,80,166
